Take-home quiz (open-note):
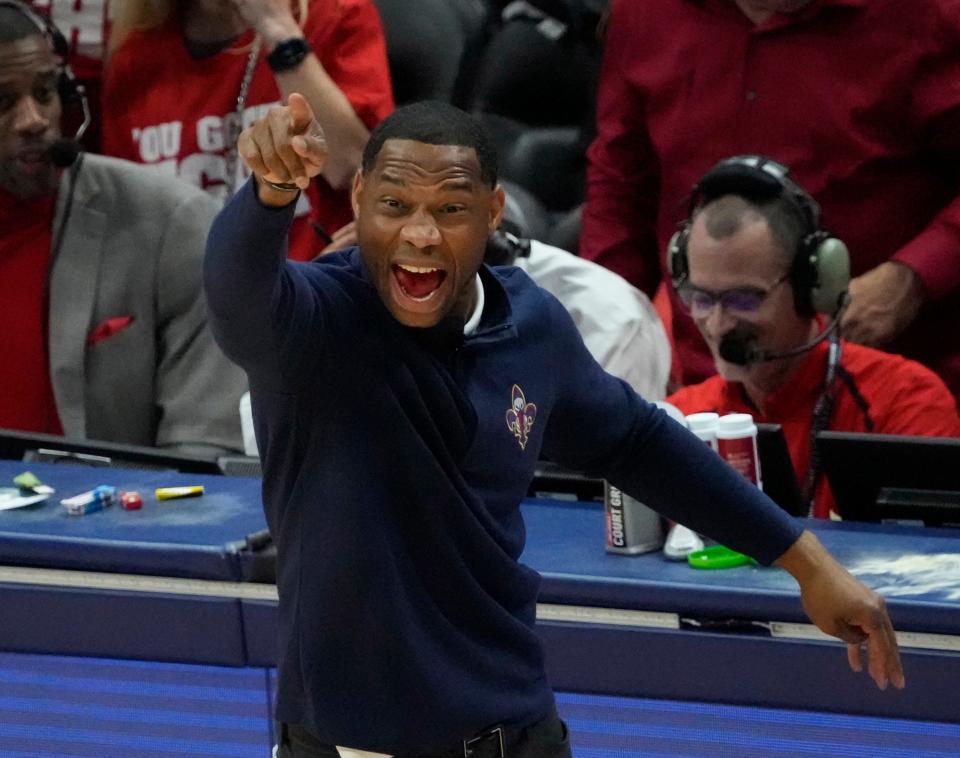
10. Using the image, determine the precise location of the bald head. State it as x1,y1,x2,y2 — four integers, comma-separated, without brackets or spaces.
695,194,804,268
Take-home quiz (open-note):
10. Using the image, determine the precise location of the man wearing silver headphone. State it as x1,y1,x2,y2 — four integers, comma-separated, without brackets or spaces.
0,1,246,453
668,156,960,519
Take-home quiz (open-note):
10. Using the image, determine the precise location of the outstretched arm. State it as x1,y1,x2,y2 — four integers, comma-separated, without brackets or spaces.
204,94,328,386
775,531,905,691
540,296,905,691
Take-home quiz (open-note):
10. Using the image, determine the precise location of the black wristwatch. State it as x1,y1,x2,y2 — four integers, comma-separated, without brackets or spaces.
267,37,311,73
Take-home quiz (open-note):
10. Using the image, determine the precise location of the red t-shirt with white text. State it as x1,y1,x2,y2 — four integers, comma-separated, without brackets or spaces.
102,0,393,260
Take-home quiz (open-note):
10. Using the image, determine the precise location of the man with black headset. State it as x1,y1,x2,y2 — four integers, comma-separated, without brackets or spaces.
668,156,960,519
0,1,246,453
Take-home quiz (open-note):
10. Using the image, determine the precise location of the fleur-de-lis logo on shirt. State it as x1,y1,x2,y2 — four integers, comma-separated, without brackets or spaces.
505,384,537,451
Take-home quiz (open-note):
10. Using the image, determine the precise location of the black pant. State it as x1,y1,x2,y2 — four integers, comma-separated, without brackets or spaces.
276,707,572,758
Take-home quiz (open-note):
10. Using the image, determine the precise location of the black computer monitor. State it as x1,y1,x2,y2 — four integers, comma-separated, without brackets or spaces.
528,460,604,502
0,428,224,475
527,423,804,515
816,431,960,527
756,423,805,517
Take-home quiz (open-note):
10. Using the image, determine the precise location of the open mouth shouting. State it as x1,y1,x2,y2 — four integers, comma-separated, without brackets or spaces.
390,262,450,312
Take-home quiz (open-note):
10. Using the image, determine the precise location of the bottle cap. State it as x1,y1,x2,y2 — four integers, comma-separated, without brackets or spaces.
686,412,719,438
716,413,757,438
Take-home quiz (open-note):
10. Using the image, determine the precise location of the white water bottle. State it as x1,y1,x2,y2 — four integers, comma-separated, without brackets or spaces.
716,413,762,490
685,412,720,451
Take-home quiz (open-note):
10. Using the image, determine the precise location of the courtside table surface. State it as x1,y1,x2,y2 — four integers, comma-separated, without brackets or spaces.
0,459,958,633
1,459,959,722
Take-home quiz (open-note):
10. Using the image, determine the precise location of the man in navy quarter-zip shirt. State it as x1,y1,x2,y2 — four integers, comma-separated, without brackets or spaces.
204,94,905,758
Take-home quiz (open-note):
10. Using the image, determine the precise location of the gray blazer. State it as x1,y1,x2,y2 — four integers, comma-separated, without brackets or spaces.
49,153,246,454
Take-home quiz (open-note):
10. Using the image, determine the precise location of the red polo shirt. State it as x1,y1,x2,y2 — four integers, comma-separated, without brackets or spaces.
668,341,960,518
0,190,63,434
582,0,960,394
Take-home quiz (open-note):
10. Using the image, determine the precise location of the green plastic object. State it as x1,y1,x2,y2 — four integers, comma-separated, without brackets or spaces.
13,472,42,491
687,545,755,570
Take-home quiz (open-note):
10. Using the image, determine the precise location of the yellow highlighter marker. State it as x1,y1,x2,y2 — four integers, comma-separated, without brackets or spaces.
155,486,205,501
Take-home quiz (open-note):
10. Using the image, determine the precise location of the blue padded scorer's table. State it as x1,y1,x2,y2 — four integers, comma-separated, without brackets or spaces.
3,459,960,722
514,499,960,724
522,499,960,635
0,459,266,581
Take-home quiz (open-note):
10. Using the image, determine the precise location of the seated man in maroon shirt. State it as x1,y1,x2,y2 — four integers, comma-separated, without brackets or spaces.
0,2,245,454
582,0,960,396
666,156,960,519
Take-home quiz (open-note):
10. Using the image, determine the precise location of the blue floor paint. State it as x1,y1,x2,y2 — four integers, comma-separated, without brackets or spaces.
1,653,958,757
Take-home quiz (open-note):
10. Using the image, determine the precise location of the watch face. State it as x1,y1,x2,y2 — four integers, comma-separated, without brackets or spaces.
268,38,310,72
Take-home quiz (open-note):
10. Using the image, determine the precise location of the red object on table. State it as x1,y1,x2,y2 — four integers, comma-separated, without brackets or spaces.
120,491,143,511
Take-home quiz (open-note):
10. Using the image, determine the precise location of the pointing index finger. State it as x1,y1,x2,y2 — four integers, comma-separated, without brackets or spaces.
287,93,315,134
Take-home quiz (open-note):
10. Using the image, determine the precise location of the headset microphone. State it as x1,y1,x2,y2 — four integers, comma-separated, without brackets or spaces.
718,333,758,366
46,81,90,168
49,139,80,168
49,79,91,168
718,304,846,366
